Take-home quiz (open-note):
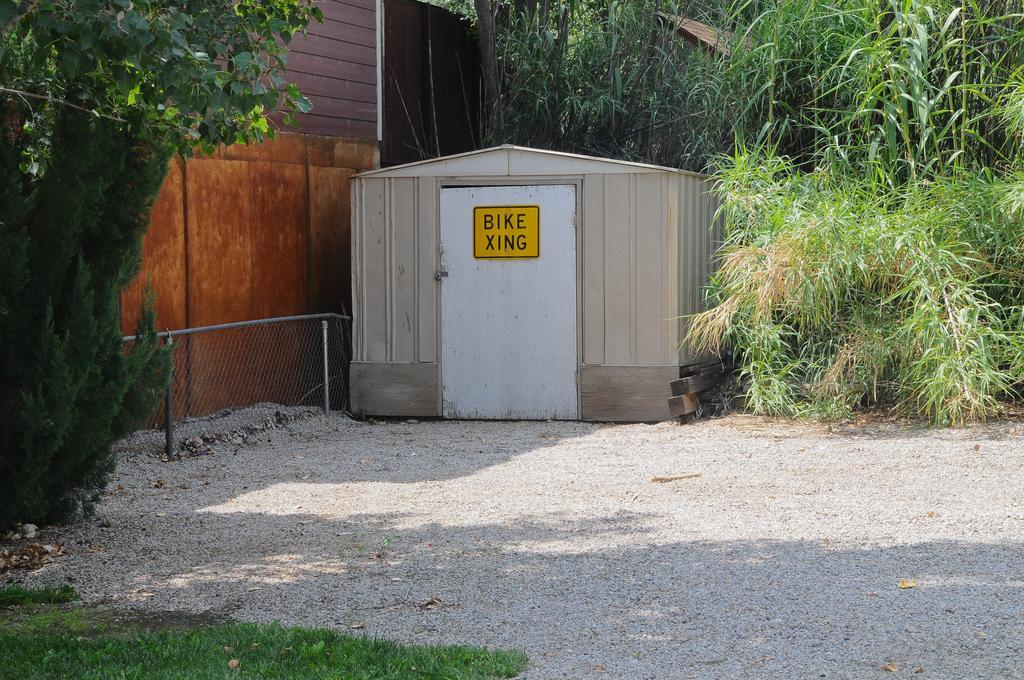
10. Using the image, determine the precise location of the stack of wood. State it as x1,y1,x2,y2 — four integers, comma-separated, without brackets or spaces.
667,359,731,418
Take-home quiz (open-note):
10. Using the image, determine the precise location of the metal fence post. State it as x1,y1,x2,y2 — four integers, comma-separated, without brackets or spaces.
321,319,330,415
165,335,174,460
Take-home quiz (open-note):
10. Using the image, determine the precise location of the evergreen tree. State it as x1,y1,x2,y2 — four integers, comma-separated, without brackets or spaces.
0,114,169,526
0,0,318,525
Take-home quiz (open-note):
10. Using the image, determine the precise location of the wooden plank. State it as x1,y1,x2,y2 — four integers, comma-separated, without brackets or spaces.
667,394,699,417
300,93,376,122
319,0,376,29
426,5,479,156
670,371,726,397
290,32,376,66
580,365,677,422
382,0,427,165
121,159,187,334
184,158,311,415
280,112,376,140
212,132,308,164
306,135,377,169
679,357,722,377
307,18,375,47
310,165,354,315
350,362,439,416
185,160,253,326
380,0,478,165
266,0,379,139
248,160,310,319
282,70,377,103
287,49,375,85
183,160,254,415
338,0,376,12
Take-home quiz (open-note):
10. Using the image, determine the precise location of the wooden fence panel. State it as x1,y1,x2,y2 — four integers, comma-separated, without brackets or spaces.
381,0,479,165
246,160,311,320
121,133,376,419
121,160,187,335
310,165,355,315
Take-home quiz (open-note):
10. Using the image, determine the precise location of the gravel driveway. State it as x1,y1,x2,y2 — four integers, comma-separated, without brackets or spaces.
12,408,1024,678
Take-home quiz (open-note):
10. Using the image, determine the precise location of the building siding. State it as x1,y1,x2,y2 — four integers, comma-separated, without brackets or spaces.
351,147,719,368
280,0,379,140
349,147,724,420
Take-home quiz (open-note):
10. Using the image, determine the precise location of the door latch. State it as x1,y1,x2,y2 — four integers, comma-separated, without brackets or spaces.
434,269,449,281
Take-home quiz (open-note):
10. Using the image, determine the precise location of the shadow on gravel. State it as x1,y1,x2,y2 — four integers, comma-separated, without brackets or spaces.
117,414,607,485
21,413,1024,677
55,504,1024,677
0,603,232,638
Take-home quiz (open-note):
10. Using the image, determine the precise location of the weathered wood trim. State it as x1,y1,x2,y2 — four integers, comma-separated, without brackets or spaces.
350,361,439,417
670,371,726,396
580,365,678,422
667,394,699,416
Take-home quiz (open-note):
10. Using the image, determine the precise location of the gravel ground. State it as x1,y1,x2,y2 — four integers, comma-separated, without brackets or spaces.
9,407,1024,678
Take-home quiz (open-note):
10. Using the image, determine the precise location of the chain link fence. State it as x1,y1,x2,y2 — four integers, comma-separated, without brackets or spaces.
124,313,350,456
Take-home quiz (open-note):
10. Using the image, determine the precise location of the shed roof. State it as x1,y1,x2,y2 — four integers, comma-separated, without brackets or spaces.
354,145,705,179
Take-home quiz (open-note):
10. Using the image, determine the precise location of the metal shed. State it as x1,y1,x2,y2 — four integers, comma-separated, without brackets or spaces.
350,145,721,421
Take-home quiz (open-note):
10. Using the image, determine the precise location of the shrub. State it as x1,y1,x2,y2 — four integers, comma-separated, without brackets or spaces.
690,158,1024,423
0,0,317,526
684,0,1024,423
0,116,171,527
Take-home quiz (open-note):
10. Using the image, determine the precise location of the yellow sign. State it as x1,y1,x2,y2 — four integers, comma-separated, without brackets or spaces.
473,205,540,259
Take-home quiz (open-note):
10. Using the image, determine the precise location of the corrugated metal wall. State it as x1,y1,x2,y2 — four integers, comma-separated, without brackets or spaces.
352,175,438,364
351,154,721,370
677,175,723,363
581,173,679,366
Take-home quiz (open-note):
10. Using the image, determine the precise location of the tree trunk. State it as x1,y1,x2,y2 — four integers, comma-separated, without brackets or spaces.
474,0,503,142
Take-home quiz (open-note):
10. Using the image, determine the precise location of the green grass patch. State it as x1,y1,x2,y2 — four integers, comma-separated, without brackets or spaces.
0,606,93,636
0,584,77,607
0,615,527,679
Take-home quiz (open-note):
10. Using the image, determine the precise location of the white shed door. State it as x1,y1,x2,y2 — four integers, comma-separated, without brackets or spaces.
440,185,578,419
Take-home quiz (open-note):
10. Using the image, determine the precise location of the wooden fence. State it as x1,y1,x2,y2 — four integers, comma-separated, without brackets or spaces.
381,0,479,165
120,133,375,419
121,132,376,335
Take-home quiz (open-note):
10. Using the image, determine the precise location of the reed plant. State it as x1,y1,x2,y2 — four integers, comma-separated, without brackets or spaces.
495,0,740,169
687,0,1024,423
690,160,1024,423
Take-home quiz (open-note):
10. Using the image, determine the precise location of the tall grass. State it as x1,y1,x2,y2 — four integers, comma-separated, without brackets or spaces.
690,158,1024,423
686,0,1024,423
494,0,748,170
